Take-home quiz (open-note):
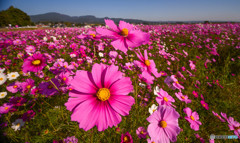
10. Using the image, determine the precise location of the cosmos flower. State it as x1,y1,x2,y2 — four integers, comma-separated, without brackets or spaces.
6,81,22,93
149,104,158,115
21,79,35,93
200,100,209,110
147,105,181,143
38,78,59,97
11,119,25,131
154,88,175,107
189,60,196,70
0,92,7,99
0,103,13,114
136,126,148,139
192,91,198,98
0,73,7,85
212,111,225,122
25,45,36,53
96,19,149,53
175,92,191,104
63,136,78,143
121,132,133,143
227,116,240,138
183,107,202,131
7,72,20,80
65,63,135,131
134,50,160,78
22,53,47,73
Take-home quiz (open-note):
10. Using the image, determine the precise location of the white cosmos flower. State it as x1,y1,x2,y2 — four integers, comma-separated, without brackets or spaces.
11,119,25,131
0,73,7,85
0,92,7,99
149,104,158,115
139,83,146,88
7,72,19,80
43,37,48,41
154,86,160,96
0,68,5,74
98,52,104,57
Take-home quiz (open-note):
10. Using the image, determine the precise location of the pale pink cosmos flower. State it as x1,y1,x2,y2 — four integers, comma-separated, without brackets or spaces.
147,105,181,143
183,107,202,131
25,45,36,53
212,111,225,122
175,92,191,104
155,88,175,107
227,117,240,138
96,19,149,53
65,63,135,131
189,60,196,70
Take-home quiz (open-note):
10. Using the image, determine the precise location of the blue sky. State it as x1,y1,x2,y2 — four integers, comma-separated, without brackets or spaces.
0,0,240,21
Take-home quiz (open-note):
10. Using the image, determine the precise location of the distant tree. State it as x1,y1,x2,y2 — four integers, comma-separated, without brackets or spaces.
0,6,33,27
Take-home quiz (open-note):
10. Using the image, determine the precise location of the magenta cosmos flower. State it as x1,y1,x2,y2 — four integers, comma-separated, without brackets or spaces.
22,53,47,73
183,107,202,131
135,50,160,78
136,126,148,139
121,132,133,143
96,19,149,53
147,105,181,143
65,63,135,131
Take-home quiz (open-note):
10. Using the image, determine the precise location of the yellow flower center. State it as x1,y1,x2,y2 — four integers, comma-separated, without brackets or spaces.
190,116,195,121
175,81,179,84
159,120,167,128
16,123,20,126
96,88,110,101
121,28,129,37
32,60,41,65
203,104,206,107
145,60,151,66
64,65,67,68
63,77,67,81
123,136,130,142
27,85,31,89
181,96,185,99
11,74,15,77
0,78,3,81
1,94,4,96
13,85,18,88
30,49,32,51
5,107,8,110
152,109,156,112
90,34,96,38
140,131,144,134
163,97,168,102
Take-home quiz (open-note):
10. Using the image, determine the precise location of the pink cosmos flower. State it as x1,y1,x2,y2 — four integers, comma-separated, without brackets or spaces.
189,60,196,70
139,71,154,84
147,105,181,143
65,63,135,131
212,111,225,122
175,92,191,104
155,88,175,107
0,103,13,114
25,45,36,53
192,91,198,98
96,19,149,53
134,50,160,78
200,100,209,110
21,79,34,93
227,117,240,138
22,53,47,73
183,107,202,131
6,82,22,93
136,126,148,139
121,132,133,143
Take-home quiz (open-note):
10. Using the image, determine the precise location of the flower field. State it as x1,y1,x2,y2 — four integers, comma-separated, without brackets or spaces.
0,20,240,143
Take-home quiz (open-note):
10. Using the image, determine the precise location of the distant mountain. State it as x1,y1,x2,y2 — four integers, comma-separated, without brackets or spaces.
30,12,155,24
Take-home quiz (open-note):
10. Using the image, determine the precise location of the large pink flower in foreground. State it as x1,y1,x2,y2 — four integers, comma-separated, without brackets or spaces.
22,53,47,73
147,105,181,143
96,19,149,53
65,63,135,131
